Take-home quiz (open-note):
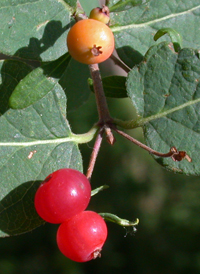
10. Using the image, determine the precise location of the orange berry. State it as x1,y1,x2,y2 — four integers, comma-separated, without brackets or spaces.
67,19,115,65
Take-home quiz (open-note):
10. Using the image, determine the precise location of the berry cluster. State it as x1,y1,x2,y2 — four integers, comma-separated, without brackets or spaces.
34,168,107,262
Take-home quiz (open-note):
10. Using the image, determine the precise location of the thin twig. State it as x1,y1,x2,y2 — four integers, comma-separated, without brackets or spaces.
113,127,191,162
86,129,104,180
113,127,173,157
110,54,131,74
89,63,112,124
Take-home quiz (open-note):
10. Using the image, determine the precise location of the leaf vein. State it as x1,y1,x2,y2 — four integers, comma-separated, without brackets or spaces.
138,97,200,127
111,5,200,32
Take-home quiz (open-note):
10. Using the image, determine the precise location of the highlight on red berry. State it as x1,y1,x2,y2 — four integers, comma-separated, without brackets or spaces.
56,211,108,262
34,169,91,224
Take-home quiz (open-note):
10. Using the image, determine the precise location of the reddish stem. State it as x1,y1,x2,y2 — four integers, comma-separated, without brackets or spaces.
86,129,104,180
113,127,191,162
89,64,112,124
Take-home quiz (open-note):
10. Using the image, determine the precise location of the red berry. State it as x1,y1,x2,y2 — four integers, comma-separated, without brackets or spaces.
56,211,108,262
34,169,91,224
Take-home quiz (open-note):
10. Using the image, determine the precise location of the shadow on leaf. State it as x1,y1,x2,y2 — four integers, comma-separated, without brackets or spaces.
14,20,71,62
0,60,33,114
0,20,71,114
0,180,45,237
117,46,144,69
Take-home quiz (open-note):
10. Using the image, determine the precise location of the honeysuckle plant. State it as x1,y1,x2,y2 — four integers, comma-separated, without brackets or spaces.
0,0,200,245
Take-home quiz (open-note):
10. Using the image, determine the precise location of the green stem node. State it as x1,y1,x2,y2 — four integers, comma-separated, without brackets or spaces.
99,213,139,227
91,185,109,196
71,125,98,144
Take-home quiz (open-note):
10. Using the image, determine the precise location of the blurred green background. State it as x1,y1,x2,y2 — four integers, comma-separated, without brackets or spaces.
1,94,200,274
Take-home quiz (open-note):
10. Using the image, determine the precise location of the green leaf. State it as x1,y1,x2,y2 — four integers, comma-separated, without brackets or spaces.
42,54,93,112
126,42,200,175
90,76,127,98
116,46,144,68
111,0,200,58
0,0,73,61
109,0,149,12
62,0,77,7
0,87,82,237
9,54,91,111
79,0,99,15
154,28,183,52
41,53,71,80
0,59,33,114
9,67,60,109
59,58,91,112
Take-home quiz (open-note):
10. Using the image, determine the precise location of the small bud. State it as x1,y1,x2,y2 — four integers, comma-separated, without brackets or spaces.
170,146,192,162
89,6,110,25
105,127,116,145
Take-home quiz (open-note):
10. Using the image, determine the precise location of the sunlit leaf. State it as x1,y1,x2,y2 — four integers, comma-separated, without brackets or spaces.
0,87,82,237
127,42,200,175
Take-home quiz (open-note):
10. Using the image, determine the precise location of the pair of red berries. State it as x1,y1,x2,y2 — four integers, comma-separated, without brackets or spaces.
34,168,107,262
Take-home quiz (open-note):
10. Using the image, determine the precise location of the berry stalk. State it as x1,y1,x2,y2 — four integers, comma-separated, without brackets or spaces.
89,63,113,124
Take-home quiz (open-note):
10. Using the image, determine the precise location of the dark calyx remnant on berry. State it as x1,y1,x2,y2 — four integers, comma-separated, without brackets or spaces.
91,45,103,56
